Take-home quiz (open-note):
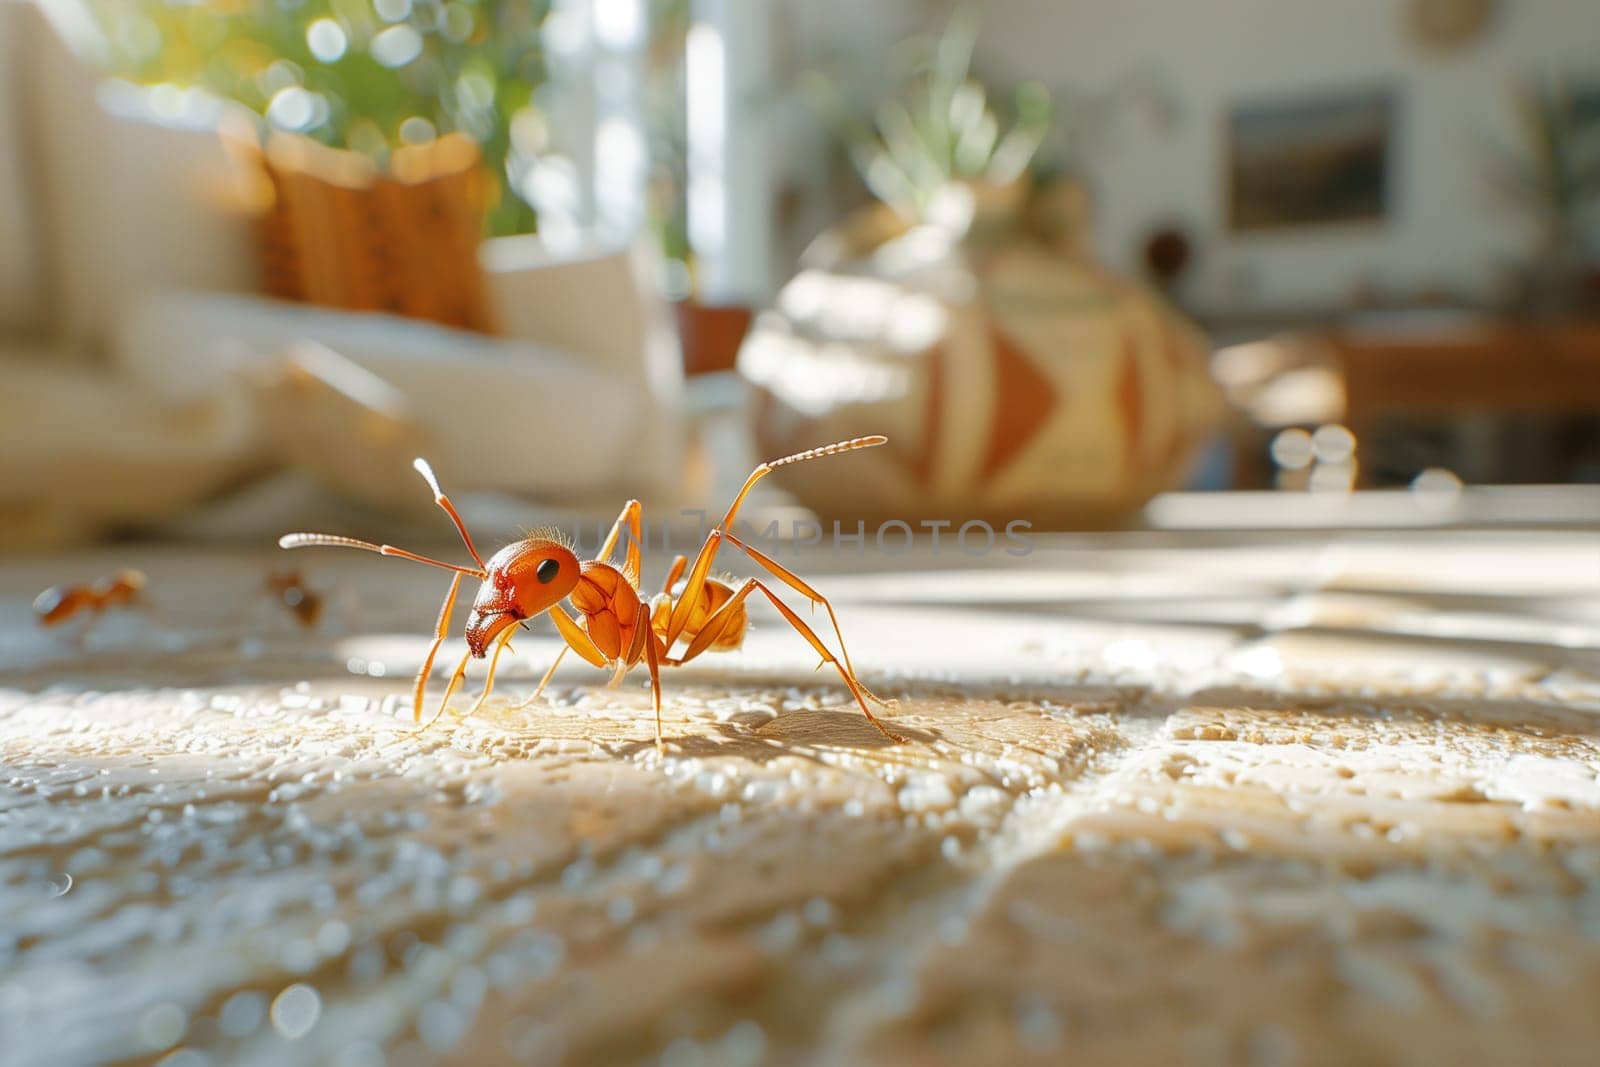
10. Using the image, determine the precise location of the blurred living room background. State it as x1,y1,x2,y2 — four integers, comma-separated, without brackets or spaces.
2,0,1598,552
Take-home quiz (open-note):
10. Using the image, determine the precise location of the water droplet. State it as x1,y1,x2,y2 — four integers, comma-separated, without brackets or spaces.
447,876,481,910
802,898,836,927
219,992,266,1037
502,894,536,924
317,920,352,957
280,939,318,973
450,966,487,1009
1015,995,1064,1050
418,999,467,1051
756,912,801,955
139,1003,187,1051
333,1039,385,1067
712,1020,764,1065
270,983,321,1040
157,1050,212,1067
561,856,596,892
661,1036,706,1067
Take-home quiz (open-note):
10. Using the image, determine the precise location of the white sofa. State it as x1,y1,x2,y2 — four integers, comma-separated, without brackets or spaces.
0,0,683,548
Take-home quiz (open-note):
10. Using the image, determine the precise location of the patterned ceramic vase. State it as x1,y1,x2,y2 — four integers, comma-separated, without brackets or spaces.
737,179,1223,529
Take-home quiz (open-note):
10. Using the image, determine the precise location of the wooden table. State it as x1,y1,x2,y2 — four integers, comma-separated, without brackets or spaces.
4,525,1600,1065
1330,315,1600,421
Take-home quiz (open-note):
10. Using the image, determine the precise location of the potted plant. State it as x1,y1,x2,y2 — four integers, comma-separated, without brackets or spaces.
738,11,1222,529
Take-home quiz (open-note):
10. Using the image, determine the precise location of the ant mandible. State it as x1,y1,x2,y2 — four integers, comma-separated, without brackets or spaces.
279,436,904,749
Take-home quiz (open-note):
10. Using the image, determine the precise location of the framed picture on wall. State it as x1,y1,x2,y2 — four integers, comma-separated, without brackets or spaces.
1227,88,1397,232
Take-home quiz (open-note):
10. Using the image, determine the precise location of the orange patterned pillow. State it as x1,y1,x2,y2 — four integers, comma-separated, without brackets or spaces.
230,129,494,334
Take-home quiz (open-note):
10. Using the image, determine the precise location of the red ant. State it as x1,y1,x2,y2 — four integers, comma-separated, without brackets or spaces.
33,569,149,635
263,569,326,629
279,436,903,749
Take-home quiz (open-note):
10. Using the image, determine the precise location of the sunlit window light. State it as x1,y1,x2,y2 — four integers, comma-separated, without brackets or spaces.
595,115,646,234
371,24,423,69
373,0,412,24
305,19,347,64
593,0,644,52
267,86,319,132
686,20,727,278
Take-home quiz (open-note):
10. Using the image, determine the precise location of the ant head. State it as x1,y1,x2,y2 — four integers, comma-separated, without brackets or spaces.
465,538,581,656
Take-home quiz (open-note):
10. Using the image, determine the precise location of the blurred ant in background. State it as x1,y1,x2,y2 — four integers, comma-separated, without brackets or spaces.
33,567,335,646
263,568,326,629
33,569,150,640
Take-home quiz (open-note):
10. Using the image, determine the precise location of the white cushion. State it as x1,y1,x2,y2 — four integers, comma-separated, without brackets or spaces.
483,237,686,495
113,290,676,500
20,1,258,356
484,237,679,383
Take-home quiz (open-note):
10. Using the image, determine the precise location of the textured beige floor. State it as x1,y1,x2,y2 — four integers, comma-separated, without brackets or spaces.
3,531,1600,1066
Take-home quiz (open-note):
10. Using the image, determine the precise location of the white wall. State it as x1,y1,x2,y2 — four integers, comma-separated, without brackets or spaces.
955,0,1600,311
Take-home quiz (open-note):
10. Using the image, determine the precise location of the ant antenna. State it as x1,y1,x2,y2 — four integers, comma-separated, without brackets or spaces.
413,458,487,571
278,533,487,579
716,435,887,529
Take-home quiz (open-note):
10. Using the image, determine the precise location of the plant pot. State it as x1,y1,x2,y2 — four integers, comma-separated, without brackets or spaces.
675,301,753,377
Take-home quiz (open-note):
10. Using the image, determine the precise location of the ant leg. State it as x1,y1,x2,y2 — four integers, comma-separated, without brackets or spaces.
411,458,487,571
72,609,101,650
597,500,644,582
465,626,517,719
662,530,723,649
722,532,893,707
548,605,611,668
133,595,172,632
661,555,687,595
662,436,886,649
507,600,614,712
675,578,906,743
415,648,473,733
412,572,464,723
516,646,567,707
514,646,569,710
644,624,665,753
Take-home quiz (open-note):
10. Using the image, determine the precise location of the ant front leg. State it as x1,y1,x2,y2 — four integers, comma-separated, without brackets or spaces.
516,646,567,710
466,626,518,719
415,648,474,734
511,608,606,711
644,622,665,754
412,572,464,724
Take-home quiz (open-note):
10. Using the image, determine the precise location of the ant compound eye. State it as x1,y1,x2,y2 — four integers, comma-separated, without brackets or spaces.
536,558,561,584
